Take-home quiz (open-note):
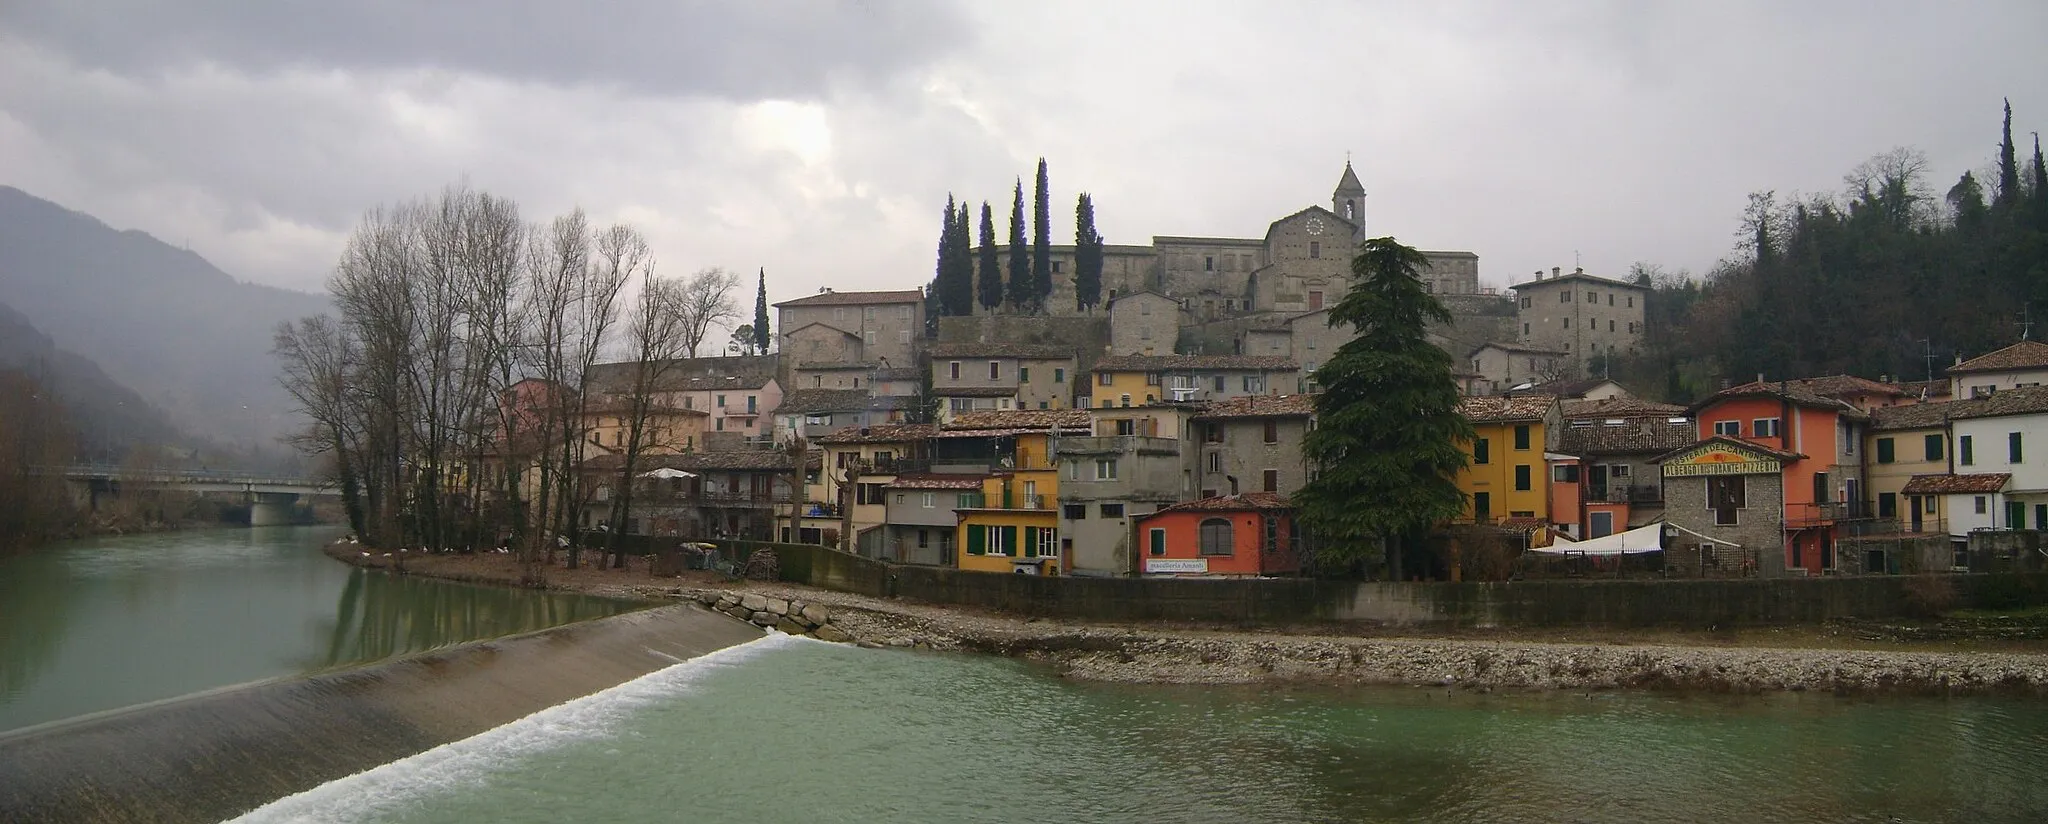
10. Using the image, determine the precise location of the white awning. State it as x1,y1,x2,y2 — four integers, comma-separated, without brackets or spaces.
638,468,696,479
1529,522,1665,555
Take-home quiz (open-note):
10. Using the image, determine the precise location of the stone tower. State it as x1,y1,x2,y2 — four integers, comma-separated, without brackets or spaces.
1332,160,1366,236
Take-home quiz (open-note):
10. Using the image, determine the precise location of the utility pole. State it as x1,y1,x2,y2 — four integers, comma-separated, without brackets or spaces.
1918,339,1935,385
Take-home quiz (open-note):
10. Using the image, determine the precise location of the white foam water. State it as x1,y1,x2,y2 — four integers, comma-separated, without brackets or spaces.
226,632,812,824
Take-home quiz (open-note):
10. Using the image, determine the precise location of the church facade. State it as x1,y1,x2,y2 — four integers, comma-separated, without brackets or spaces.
970,161,1483,319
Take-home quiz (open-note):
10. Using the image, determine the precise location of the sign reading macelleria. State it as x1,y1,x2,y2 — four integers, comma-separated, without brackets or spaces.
1144,559,1208,574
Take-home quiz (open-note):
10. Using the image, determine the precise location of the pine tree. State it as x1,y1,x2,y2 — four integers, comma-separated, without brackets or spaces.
976,202,1001,313
1074,192,1103,311
1997,98,2020,210
1032,158,1052,312
1294,237,1472,575
935,195,959,316
753,268,771,353
1007,179,1029,312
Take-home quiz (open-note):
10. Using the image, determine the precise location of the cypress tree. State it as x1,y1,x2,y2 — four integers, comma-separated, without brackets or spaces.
952,205,975,314
976,202,1001,313
1032,158,1052,312
935,195,959,316
753,268,771,353
1294,237,1472,576
1074,192,1103,311
1007,179,1029,312
1997,98,2020,210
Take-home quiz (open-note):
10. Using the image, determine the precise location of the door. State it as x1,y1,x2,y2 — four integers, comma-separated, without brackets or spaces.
1588,511,1614,539
1588,465,1609,500
2008,501,2025,529
1908,497,1923,532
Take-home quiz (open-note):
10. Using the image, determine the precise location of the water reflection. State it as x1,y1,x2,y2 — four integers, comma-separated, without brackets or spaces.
313,568,640,669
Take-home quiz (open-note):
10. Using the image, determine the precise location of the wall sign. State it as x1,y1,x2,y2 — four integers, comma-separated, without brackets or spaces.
1145,558,1208,574
1661,444,1781,477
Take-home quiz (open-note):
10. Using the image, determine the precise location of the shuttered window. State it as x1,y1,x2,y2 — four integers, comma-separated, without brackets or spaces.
1199,518,1234,556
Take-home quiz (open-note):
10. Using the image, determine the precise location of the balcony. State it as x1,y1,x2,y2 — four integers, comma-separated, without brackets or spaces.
957,492,1049,511
1588,484,1663,504
1054,436,1182,457
1784,501,1871,529
698,490,792,508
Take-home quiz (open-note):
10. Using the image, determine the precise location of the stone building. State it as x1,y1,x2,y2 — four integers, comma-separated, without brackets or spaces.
774,289,925,373
1467,343,1568,395
1655,437,1796,577
1510,267,1648,373
1192,394,1315,499
928,343,1079,419
1106,291,1182,356
1056,402,1200,576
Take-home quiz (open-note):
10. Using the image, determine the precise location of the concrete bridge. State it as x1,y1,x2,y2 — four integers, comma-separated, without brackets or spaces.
54,465,334,526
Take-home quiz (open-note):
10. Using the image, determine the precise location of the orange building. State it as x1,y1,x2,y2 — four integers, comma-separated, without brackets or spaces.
1683,381,1870,575
1132,493,1300,577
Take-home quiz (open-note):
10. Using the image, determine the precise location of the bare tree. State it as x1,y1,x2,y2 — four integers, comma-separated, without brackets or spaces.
677,267,741,357
602,259,692,569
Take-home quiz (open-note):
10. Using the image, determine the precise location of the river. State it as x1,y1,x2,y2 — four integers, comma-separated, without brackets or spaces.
0,526,643,732
230,635,2048,824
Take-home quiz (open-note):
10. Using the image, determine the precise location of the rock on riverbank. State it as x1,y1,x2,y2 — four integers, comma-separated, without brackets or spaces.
690,590,853,643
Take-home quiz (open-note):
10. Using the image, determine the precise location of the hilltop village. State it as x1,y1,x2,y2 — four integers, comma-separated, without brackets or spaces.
563,163,2046,581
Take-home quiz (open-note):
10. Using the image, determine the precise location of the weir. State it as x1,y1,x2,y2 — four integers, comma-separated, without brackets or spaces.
0,604,765,824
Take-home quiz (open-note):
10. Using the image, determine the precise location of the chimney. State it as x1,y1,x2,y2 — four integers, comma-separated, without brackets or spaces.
1552,266,1561,278
1574,266,1584,275
1756,373,1765,384
1534,269,1544,281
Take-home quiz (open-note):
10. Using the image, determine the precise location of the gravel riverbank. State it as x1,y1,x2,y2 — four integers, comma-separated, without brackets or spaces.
325,542,2048,696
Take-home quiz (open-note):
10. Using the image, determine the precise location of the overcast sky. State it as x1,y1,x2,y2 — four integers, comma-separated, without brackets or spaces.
3,1,2045,307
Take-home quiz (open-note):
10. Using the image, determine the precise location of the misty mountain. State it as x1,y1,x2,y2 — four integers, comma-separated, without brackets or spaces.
0,300,180,462
0,186,330,450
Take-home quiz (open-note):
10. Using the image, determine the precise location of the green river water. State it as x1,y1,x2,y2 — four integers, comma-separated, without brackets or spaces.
8,527,2048,822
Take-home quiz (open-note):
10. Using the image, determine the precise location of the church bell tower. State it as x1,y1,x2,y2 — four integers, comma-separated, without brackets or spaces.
1332,159,1366,235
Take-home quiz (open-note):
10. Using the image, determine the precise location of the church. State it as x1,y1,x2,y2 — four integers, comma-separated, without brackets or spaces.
973,161,1484,321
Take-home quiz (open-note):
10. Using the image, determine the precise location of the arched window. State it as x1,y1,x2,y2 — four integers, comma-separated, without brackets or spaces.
1199,518,1234,556
1344,200,1355,220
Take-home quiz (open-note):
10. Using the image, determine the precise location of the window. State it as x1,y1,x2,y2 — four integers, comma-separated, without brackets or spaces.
1100,503,1125,518
1514,465,1531,491
1524,322,1530,336
1213,376,1226,392
1149,528,1166,556
1064,503,1086,519
746,395,757,413
899,305,912,320
1552,465,1580,483
1208,452,1222,472
1564,317,1571,329
1972,386,1995,399
2011,432,2024,464
716,418,725,431
1925,495,1938,514
1627,296,1634,308
1752,418,1781,438
989,361,1000,380
917,529,929,549
1608,294,1614,306
716,394,727,407
1117,418,1137,436
1976,496,1988,514
1019,366,1030,382
834,308,846,321
1098,372,1112,386
1513,425,1531,450
1473,492,1491,521
864,306,876,321
1052,261,1063,274
1198,518,1234,555
1038,527,1059,557
1264,516,1279,553
1561,291,1571,303
1146,373,1162,386
1120,394,1132,407
1876,438,1895,464
1473,437,1490,464
1310,241,1320,259
1708,475,1746,525
1611,464,1630,477
856,483,886,506
1204,256,1214,271
1243,376,1263,392
898,330,911,344
1925,434,1944,462
1095,459,1118,480
1262,469,1279,493
864,330,876,346
1961,435,1975,465
921,492,935,508
1140,326,1153,341
1586,290,1597,302
1521,296,1532,309
1609,320,1616,332
1878,492,1897,518
1262,420,1279,444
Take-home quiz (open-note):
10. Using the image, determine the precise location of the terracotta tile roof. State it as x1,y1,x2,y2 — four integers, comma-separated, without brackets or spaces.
1560,397,1685,418
776,389,874,414
1948,340,2048,374
1527,378,1628,399
1498,516,1548,531
1092,354,1299,372
1868,399,1973,431
932,386,1021,398
1146,492,1292,514
1555,417,1696,455
927,343,1078,359
944,409,1092,430
1951,384,2048,420
813,423,939,444
1895,379,1950,400
1651,435,1805,465
1509,269,1647,291
1468,342,1567,357
884,473,988,490
586,355,779,394
1690,380,1867,419
1787,374,1912,399
578,400,706,417
1194,394,1317,419
1457,395,1556,423
772,289,924,308
1902,473,2010,495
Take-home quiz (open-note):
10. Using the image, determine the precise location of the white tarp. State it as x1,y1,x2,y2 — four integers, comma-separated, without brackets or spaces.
638,467,696,479
1531,522,1666,555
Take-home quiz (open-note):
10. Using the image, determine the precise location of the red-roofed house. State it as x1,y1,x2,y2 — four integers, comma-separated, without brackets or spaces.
1133,493,1301,576
1677,381,1872,575
1948,340,2048,399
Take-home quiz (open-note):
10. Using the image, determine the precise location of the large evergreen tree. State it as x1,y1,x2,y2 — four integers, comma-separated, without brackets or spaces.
753,268,771,353
952,205,974,313
1998,98,2020,210
934,195,961,316
1006,179,1029,312
976,202,1001,313
1295,237,1472,576
1074,192,1103,312
1032,157,1052,311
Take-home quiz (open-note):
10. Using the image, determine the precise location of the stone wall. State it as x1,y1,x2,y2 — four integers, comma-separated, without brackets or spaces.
936,315,1111,371
724,540,2048,629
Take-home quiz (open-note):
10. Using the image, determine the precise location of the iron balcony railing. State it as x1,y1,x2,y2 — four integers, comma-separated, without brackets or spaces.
957,492,1048,510
1054,436,1181,457
1784,501,1872,529
1588,484,1663,504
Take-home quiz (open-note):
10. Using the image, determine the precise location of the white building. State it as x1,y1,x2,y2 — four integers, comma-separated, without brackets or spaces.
1947,385,2048,529
1947,340,2048,399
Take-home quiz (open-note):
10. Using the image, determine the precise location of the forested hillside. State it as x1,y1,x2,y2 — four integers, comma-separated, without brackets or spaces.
1619,101,2048,401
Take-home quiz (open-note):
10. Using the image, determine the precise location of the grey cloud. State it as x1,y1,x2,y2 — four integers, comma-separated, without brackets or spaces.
1,0,970,100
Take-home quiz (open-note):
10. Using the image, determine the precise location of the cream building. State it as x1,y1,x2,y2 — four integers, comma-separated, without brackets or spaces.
1510,267,1648,373
774,289,926,373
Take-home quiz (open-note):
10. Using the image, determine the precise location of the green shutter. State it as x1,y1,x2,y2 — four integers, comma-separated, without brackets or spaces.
1024,527,1039,557
1003,526,1019,555
1876,438,1894,464
967,526,985,555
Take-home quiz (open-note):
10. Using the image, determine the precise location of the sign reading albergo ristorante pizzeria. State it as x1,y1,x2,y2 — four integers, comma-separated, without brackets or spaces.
1660,442,1785,477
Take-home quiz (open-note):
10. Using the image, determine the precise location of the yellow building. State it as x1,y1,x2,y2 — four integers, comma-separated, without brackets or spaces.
811,423,936,551
1867,403,1957,533
1453,396,1556,524
956,467,1062,574
1087,354,1297,408
581,401,708,458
